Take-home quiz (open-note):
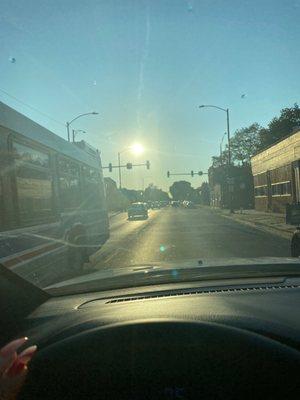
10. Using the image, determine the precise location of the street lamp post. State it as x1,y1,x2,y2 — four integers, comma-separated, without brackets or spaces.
72,129,86,142
199,104,233,212
199,105,231,165
220,132,227,159
66,112,98,142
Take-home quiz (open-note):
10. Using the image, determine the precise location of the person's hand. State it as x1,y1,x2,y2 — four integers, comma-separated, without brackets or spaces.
0,338,37,400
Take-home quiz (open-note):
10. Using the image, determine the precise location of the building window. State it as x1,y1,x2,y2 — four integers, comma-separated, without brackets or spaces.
254,185,267,197
271,181,291,196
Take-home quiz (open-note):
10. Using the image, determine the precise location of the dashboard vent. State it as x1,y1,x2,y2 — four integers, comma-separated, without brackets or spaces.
105,284,300,304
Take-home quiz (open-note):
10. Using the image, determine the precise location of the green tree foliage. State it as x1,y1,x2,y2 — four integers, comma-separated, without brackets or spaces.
144,184,170,201
211,104,300,166
212,149,229,167
104,178,130,211
261,103,300,147
169,181,194,201
230,123,262,164
199,182,210,205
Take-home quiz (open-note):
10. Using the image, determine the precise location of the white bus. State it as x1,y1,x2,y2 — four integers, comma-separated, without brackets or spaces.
0,102,109,287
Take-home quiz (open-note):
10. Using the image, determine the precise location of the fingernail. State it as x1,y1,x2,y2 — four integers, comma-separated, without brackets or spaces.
6,361,27,377
0,338,28,357
17,345,37,364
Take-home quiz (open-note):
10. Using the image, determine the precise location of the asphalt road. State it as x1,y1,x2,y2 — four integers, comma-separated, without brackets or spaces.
91,206,290,270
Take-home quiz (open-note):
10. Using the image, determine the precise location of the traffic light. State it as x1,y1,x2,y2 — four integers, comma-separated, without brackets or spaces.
167,171,170,178
126,163,133,169
191,170,194,177
146,160,150,170
198,171,203,176
108,163,112,172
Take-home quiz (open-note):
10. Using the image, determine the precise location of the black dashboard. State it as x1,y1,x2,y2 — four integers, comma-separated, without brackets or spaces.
17,275,300,399
24,276,300,348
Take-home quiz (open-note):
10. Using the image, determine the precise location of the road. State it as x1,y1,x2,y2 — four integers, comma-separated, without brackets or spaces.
91,206,290,270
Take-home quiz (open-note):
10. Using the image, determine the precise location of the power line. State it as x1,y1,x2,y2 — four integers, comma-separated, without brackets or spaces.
0,87,65,128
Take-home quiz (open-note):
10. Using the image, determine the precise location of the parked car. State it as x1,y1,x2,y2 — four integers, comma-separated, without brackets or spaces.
151,201,161,209
128,202,148,220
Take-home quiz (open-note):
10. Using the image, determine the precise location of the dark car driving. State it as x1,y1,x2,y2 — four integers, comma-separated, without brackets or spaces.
127,202,148,220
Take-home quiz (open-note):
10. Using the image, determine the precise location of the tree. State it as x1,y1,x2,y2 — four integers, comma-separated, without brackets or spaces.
169,181,193,201
144,184,170,201
121,188,143,203
199,182,210,205
212,149,229,167
211,104,300,167
230,123,262,164
261,103,300,147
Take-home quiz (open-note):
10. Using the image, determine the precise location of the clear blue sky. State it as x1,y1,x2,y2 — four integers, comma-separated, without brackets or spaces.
1,0,300,191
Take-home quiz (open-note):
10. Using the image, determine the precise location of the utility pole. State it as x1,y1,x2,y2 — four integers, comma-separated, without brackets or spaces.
226,108,231,165
66,122,70,142
199,104,233,212
66,111,98,142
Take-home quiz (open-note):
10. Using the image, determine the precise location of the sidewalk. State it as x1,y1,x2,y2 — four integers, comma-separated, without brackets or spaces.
211,207,296,240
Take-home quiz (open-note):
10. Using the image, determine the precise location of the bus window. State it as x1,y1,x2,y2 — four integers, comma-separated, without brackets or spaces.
58,158,81,210
12,141,50,168
82,166,103,210
11,141,54,225
16,168,53,223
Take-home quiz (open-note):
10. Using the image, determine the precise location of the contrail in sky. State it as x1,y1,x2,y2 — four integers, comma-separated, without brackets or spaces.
137,2,150,130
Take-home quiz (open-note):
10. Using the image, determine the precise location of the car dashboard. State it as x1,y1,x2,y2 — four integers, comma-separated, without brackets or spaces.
18,275,300,399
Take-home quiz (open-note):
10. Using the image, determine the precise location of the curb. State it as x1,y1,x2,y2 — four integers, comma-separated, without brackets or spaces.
208,207,294,240
108,211,123,220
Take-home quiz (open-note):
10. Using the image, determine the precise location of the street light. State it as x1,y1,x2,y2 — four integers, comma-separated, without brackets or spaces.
118,143,144,189
220,132,227,159
66,111,98,142
72,129,86,142
199,105,231,165
199,104,233,213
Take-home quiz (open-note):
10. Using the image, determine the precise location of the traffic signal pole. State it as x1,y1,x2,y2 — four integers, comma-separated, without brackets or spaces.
103,160,151,189
118,152,122,189
167,170,206,178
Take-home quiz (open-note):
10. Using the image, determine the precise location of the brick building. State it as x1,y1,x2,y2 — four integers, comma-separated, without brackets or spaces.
251,129,300,213
208,164,254,210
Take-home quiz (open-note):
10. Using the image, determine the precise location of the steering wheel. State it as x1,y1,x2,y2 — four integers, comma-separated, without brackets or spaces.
20,320,300,399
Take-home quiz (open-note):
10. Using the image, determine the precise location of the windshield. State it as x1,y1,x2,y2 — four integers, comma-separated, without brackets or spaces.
1,0,299,292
